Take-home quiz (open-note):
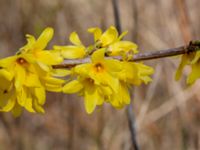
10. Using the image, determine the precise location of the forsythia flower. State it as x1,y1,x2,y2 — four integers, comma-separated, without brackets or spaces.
88,26,138,57
0,28,66,116
53,32,86,59
109,62,154,108
176,50,200,84
63,49,122,113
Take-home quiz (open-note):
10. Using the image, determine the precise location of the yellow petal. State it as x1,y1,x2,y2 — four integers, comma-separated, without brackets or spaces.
14,65,26,89
175,55,189,80
25,73,41,87
44,76,65,85
45,84,63,92
136,63,154,75
88,27,102,42
187,63,200,84
0,55,17,68
84,86,98,114
16,87,27,106
63,80,83,93
0,96,15,112
91,48,105,62
108,41,138,56
11,104,23,117
140,76,152,84
33,100,45,113
34,27,54,50
74,63,92,76
59,45,86,59
99,85,112,96
19,34,36,52
34,87,46,105
100,26,118,46
117,62,137,81
69,32,82,45
89,71,119,93
118,31,128,40
43,76,64,92
191,51,200,64
36,61,50,72
24,97,35,113
105,59,122,73
109,82,130,108
35,51,63,65
0,68,13,81
52,69,71,77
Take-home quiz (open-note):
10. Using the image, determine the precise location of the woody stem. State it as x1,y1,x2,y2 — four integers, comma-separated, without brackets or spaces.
52,41,199,69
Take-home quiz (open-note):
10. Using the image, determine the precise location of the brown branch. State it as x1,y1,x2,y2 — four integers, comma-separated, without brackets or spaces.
52,41,200,69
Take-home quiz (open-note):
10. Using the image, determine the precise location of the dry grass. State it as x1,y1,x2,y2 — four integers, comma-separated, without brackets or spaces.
0,0,200,150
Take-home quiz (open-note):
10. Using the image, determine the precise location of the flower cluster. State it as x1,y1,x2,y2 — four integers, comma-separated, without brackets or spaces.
0,26,154,116
0,28,67,116
60,26,154,114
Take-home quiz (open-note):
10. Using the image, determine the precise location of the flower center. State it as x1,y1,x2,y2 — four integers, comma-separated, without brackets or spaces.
16,57,27,65
87,78,94,83
94,63,104,72
3,89,8,94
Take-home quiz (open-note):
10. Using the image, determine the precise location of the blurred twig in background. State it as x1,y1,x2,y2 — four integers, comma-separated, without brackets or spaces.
112,0,140,149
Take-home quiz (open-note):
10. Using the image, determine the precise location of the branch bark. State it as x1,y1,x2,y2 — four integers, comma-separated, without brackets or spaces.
52,41,200,69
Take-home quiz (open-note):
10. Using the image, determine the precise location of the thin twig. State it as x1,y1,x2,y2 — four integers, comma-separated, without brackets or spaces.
112,0,122,34
52,41,200,69
127,97,139,150
132,0,138,42
175,0,192,43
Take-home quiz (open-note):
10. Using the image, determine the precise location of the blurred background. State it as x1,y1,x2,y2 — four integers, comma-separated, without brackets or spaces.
0,0,200,149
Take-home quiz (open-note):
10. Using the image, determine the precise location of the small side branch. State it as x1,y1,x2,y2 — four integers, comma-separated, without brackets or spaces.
112,0,122,34
127,102,139,150
52,41,199,69
133,46,186,61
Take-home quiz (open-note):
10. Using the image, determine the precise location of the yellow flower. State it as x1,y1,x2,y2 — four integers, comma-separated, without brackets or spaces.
176,51,200,84
54,32,86,59
20,27,63,65
117,61,154,85
63,78,111,114
0,54,65,116
63,48,122,113
19,27,54,53
175,53,194,81
0,55,42,115
108,61,154,108
19,27,66,91
74,48,121,92
108,41,138,57
88,26,138,57
108,81,130,108
0,28,66,116
88,26,123,46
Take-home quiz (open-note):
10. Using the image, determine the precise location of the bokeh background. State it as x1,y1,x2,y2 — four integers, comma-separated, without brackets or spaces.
0,0,200,150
